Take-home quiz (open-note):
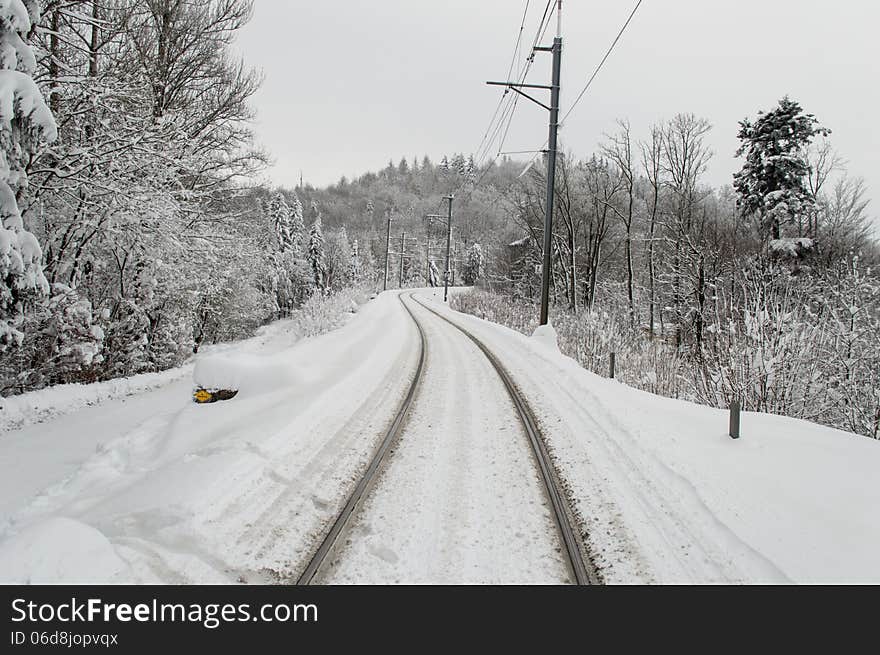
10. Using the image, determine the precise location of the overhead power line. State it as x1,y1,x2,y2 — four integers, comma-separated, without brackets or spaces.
474,0,557,170
561,0,644,127
517,0,645,175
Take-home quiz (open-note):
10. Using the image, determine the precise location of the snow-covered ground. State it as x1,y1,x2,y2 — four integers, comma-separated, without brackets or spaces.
1,288,879,584
325,295,569,584
0,292,421,583
426,290,880,584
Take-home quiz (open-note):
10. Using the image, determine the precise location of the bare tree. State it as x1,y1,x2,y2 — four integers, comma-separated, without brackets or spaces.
640,123,664,338
602,120,637,326
661,114,713,350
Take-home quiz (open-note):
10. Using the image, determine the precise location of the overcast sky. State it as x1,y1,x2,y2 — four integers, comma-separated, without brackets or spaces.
236,0,878,224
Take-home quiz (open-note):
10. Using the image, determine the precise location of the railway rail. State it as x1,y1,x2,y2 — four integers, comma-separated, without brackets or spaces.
296,291,598,585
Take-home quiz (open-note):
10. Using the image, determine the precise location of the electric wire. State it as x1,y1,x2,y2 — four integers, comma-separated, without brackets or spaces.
560,0,644,127
518,0,645,176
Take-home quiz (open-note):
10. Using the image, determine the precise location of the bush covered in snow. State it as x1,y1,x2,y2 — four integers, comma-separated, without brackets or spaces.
453,258,880,440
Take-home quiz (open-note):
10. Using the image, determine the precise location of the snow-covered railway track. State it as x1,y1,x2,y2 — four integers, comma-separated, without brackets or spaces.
410,295,598,586
296,293,428,584
297,291,596,584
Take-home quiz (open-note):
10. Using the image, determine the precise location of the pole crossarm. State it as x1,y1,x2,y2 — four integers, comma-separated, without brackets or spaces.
486,81,553,90
508,85,551,112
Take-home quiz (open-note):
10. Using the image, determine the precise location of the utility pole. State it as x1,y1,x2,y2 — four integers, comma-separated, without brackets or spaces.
488,0,563,325
425,222,431,287
443,195,454,302
383,211,392,291
398,232,406,288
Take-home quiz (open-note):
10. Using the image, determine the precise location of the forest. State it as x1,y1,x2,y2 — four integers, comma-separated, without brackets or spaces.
1,1,877,439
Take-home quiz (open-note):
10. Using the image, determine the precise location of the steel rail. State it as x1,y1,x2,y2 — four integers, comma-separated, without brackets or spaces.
296,293,427,585
411,295,599,585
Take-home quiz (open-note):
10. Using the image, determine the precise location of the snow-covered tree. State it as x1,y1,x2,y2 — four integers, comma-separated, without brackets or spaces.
429,260,441,288
451,153,467,177
734,97,830,241
261,191,311,316
324,226,352,292
268,193,293,252
307,216,327,292
349,239,362,283
289,191,306,252
461,243,485,286
0,0,56,347
466,154,477,179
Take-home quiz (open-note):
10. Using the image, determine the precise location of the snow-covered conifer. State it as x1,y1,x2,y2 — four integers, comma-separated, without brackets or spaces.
349,239,361,283
268,193,293,252
307,216,327,292
0,0,57,346
734,97,830,241
451,153,467,176
462,243,485,286
289,191,306,253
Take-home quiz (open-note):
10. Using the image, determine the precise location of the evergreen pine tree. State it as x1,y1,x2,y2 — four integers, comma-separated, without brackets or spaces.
307,216,327,292
289,191,306,253
451,153,467,176
466,154,477,179
0,1,57,347
462,243,485,285
269,192,293,252
734,96,830,242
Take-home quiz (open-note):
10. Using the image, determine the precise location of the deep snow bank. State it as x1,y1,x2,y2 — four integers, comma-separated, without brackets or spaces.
1,367,193,434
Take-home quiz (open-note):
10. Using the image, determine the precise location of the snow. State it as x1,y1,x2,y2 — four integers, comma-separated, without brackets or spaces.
531,322,560,352
0,292,422,583
193,353,301,395
326,294,568,584
770,237,814,257
1,366,194,433
0,70,56,141
0,518,127,584
428,291,880,583
1,288,879,584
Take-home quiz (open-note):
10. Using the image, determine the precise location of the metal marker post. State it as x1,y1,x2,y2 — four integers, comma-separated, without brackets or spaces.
730,400,741,439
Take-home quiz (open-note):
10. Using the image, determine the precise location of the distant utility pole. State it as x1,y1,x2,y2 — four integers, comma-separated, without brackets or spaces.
425,222,431,287
443,195,454,302
398,232,406,288
487,0,563,325
383,211,393,291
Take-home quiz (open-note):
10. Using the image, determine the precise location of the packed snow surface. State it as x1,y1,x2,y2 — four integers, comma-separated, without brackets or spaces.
326,295,568,584
1,288,879,584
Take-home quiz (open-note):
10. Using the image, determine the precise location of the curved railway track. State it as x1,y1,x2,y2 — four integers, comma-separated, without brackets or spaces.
296,291,598,585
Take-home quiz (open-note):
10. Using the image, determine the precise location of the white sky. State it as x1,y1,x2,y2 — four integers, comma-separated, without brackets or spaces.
237,0,878,224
